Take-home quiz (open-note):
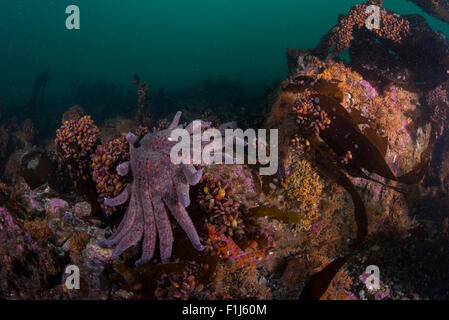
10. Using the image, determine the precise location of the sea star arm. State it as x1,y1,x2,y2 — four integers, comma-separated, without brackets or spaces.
185,120,212,134
99,189,140,248
111,215,143,259
168,111,182,129
172,167,191,207
135,189,157,267
176,181,191,207
165,200,204,252
104,184,131,207
126,132,138,145
182,164,203,185
152,195,174,264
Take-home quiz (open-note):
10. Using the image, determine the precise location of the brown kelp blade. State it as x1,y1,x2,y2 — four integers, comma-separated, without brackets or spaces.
315,94,397,180
299,100,435,299
280,82,435,299
315,90,434,185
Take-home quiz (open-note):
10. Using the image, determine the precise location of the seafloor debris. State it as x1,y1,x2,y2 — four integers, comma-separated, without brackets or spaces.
1,0,449,300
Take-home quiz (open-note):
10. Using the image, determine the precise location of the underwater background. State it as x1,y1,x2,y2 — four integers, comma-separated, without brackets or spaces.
1,0,449,117
2,0,449,301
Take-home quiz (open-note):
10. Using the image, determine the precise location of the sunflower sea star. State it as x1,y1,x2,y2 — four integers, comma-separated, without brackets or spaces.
98,112,213,266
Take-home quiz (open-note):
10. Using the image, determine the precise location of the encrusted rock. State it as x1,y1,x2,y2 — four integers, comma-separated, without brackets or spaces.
73,201,92,218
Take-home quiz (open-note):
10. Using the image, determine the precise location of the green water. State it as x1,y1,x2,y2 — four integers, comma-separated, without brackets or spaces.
1,0,448,109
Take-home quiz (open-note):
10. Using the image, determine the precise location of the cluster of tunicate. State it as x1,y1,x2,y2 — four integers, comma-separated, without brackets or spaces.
55,115,99,179
290,89,331,150
322,3,410,55
329,5,367,53
195,174,272,268
154,272,198,300
91,137,130,213
197,177,245,239
205,224,266,268
378,11,410,42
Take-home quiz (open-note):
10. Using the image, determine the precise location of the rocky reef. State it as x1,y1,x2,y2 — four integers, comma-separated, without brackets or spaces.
407,0,449,24
1,0,449,300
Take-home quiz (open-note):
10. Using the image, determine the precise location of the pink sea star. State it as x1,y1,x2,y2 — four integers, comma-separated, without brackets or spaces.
98,112,210,266
99,112,242,266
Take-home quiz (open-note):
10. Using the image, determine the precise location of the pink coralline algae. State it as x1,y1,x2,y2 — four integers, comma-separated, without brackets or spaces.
0,207,38,252
360,80,379,99
0,207,59,298
46,198,69,217
99,112,208,266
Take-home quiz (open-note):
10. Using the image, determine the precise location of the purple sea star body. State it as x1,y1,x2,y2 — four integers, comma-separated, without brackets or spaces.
99,112,208,266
